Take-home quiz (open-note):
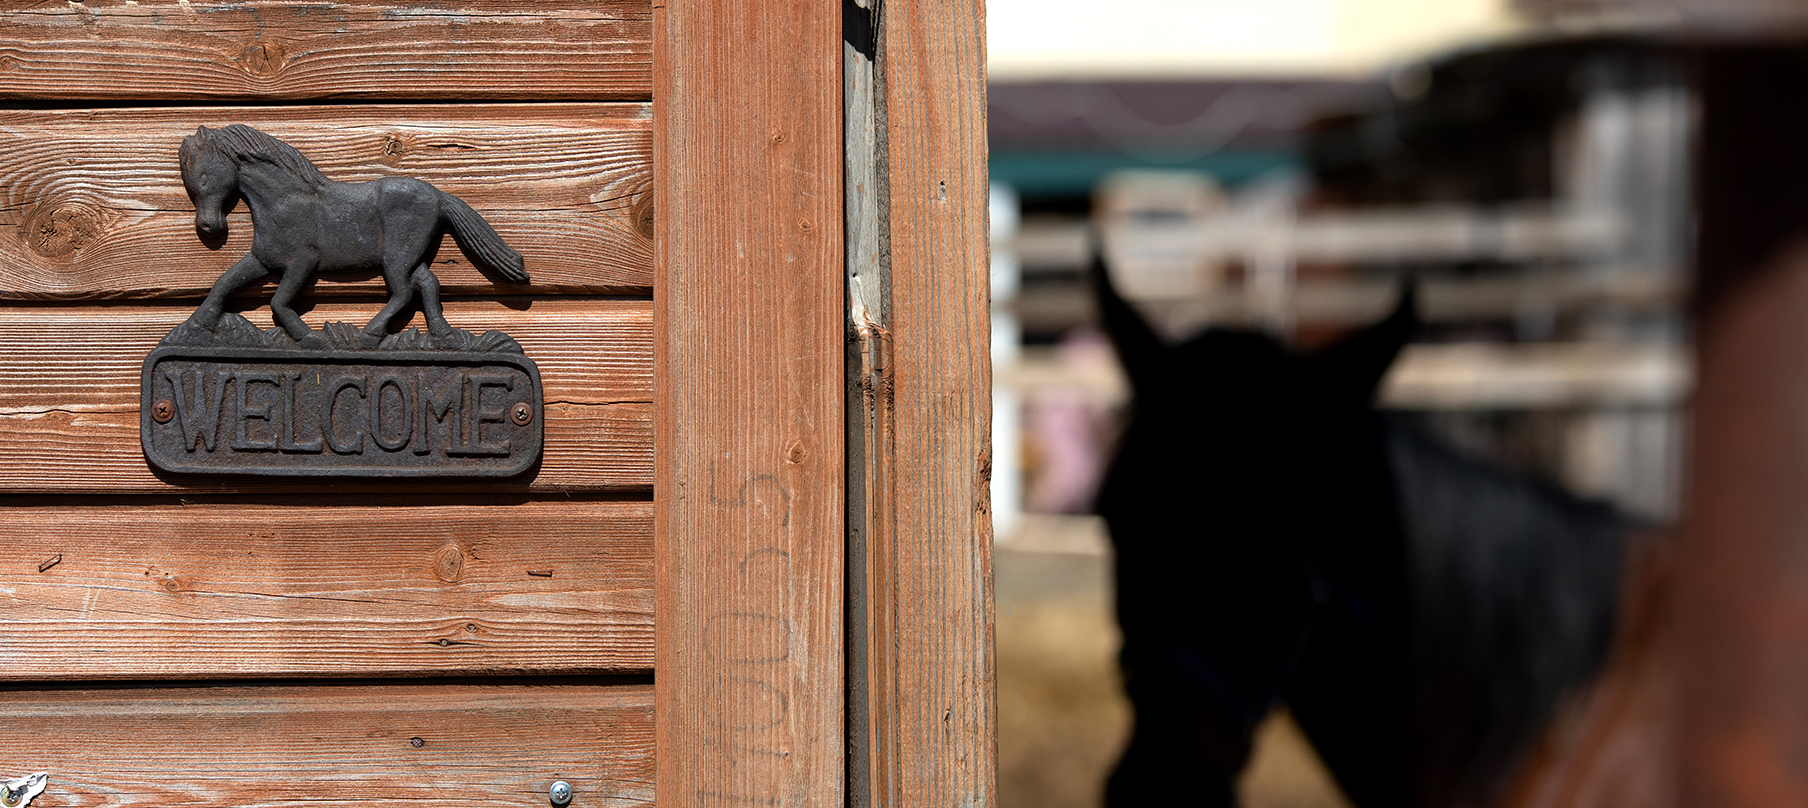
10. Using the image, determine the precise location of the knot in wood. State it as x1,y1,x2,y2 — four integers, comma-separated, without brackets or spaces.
23,203,102,259
434,545,465,583
239,40,289,78
630,189,655,242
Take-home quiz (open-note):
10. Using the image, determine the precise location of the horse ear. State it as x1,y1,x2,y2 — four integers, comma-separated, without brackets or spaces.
1309,279,1417,406
1091,245,1169,391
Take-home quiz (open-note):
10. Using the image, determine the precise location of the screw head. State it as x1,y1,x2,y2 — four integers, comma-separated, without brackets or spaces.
151,399,175,423
511,402,534,426
549,780,572,806
2,789,20,808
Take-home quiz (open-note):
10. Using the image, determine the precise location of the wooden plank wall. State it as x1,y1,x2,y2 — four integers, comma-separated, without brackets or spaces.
0,684,656,808
0,107,653,299
0,301,651,493
0,3,657,805
654,2,847,806
1,500,653,680
0,2,652,101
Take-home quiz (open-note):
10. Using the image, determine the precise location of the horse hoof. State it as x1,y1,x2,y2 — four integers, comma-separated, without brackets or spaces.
182,314,219,332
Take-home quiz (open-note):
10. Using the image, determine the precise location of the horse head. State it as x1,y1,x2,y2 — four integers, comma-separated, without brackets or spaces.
178,125,239,238
1097,245,1629,808
1093,248,1416,574
1093,249,1417,806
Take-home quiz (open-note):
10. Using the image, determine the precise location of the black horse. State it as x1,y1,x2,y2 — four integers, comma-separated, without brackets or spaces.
178,124,528,346
1093,254,1625,808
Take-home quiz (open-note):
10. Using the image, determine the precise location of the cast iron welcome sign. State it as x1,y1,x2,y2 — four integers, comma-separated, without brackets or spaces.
140,125,542,477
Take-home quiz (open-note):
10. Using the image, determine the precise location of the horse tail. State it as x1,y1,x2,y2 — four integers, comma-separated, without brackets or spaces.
438,191,529,283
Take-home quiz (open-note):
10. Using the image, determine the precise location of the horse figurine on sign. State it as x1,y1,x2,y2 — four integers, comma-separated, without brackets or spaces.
177,124,528,348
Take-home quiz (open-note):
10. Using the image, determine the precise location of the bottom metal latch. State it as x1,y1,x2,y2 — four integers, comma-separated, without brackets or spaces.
1,773,46,808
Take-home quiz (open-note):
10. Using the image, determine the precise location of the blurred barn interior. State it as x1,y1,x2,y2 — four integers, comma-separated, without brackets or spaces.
988,5,1704,805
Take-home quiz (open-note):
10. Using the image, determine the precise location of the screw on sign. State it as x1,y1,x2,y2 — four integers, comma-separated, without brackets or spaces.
1,773,46,808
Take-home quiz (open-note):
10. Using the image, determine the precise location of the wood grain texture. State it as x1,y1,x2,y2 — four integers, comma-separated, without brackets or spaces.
0,682,654,807
0,499,652,680
0,299,651,493
863,0,997,804
654,3,846,806
0,1,651,101
0,105,652,300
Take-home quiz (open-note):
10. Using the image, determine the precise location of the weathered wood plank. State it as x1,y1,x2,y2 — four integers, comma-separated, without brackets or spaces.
0,499,651,679
0,1,652,101
0,682,654,807
654,2,846,805
0,105,653,300
863,0,997,804
0,299,652,492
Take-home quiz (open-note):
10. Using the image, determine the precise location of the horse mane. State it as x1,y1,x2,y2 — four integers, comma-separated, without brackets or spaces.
190,124,332,191
1385,415,1624,806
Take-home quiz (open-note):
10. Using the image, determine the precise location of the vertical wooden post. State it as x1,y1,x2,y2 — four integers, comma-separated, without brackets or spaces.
1681,47,1808,807
654,4,846,806
846,0,996,805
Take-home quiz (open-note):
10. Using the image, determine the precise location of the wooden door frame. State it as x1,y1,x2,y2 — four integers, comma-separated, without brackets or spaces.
653,1,993,804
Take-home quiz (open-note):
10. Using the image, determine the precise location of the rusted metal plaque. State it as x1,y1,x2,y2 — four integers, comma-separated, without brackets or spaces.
137,124,546,479
141,345,542,477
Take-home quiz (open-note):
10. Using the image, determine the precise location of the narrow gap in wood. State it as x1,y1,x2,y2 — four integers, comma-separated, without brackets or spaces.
0,293,654,310
0,673,655,694
0,491,654,508
0,96,653,113
844,1,894,805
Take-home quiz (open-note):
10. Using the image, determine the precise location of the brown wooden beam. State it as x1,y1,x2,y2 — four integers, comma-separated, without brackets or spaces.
846,0,996,804
1681,46,1808,808
654,3,847,805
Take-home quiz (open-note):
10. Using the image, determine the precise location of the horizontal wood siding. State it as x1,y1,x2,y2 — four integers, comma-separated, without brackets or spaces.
0,1,652,101
0,6,669,804
0,299,652,492
0,682,655,807
0,499,652,680
0,105,653,300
